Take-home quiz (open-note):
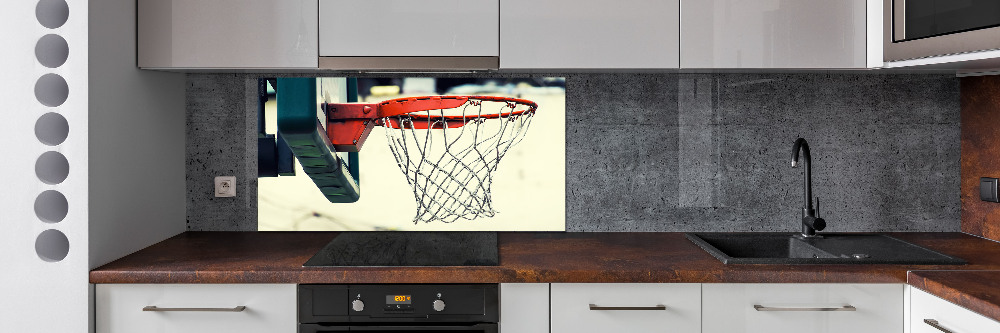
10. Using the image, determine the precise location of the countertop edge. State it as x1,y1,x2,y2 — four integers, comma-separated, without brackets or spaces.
908,270,1000,324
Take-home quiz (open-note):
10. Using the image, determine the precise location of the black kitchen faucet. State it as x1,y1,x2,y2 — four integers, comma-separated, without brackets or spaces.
791,138,826,238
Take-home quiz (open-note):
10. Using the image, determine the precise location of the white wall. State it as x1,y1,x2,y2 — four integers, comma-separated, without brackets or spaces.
0,0,185,332
88,0,186,270
0,0,90,331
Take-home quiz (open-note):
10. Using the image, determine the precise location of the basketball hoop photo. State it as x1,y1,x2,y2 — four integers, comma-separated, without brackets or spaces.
257,77,566,231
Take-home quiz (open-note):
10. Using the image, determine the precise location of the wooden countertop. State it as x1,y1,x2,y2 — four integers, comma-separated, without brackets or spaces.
908,270,1000,323
90,232,1000,322
91,231,1000,284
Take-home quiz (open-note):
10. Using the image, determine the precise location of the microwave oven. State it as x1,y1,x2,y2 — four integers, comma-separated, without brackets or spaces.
884,0,1000,62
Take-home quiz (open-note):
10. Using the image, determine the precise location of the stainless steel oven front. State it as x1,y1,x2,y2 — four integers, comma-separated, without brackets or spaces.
884,0,1000,61
299,284,499,333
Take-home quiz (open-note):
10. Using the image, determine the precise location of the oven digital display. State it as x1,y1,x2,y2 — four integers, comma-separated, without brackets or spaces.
386,295,412,304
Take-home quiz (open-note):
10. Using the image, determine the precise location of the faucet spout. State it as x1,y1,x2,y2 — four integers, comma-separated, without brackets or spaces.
791,138,825,237
791,138,812,210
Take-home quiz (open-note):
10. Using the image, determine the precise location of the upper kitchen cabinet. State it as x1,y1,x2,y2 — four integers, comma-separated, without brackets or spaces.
500,0,680,69
318,0,500,70
681,0,878,69
138,0,318,69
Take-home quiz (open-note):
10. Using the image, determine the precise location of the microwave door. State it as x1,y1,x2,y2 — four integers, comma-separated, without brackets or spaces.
885,0,1000,61
896,0,1000,42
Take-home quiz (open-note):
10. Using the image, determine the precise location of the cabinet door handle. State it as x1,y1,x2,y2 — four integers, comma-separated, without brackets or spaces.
143,306,247,312
924,319,955,333
589,304,666,311
753,305,856,312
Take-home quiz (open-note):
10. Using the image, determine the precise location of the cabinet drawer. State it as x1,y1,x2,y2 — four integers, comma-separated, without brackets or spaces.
551,283,701,333
319,0,499,57
702,283,902,333
911,288,1000,333
96,284,296,333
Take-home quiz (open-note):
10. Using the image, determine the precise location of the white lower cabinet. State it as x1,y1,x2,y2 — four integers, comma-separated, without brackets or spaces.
99,282,1000,333
95,284,297,333
910,287,1000,333
702,283,903,333
500,283,549,333
551,283,702,333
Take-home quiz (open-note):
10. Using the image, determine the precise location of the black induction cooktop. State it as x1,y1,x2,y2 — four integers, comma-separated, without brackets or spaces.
303,232,499,267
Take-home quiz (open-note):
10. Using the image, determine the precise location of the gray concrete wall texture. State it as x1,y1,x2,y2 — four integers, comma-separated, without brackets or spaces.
186,73,960,232
186,75,258,230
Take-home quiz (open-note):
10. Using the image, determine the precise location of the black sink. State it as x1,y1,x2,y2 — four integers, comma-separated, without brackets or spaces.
686,233,966,265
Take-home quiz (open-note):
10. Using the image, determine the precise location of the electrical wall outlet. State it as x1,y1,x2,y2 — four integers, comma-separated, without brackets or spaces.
215,176,236,197
981,177,999,202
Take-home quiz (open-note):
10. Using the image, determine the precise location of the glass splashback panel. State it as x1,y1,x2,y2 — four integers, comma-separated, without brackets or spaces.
257,77,566,232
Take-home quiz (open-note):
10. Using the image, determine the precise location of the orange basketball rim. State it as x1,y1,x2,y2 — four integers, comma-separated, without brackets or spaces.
323,96,538,152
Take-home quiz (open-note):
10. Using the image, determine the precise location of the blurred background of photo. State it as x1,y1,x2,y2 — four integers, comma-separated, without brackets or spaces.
258,77,566,231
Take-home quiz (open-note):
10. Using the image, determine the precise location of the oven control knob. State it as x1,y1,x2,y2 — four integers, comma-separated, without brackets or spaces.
351,299,364,312
432,299,446,312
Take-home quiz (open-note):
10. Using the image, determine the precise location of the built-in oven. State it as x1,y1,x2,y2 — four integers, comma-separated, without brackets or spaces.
299,284,498,333
884,0,1000,61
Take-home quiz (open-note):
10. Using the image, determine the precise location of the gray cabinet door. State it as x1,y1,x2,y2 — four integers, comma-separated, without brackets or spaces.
319,0,499,57
681,0,869,68
501,0,680,69
138,0,318,69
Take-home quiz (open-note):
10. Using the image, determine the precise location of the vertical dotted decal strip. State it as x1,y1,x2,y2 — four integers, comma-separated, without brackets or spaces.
33,0,70,263
3,0,89,330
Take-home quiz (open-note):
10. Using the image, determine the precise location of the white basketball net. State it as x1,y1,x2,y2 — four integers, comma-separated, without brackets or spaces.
382,97,536,224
